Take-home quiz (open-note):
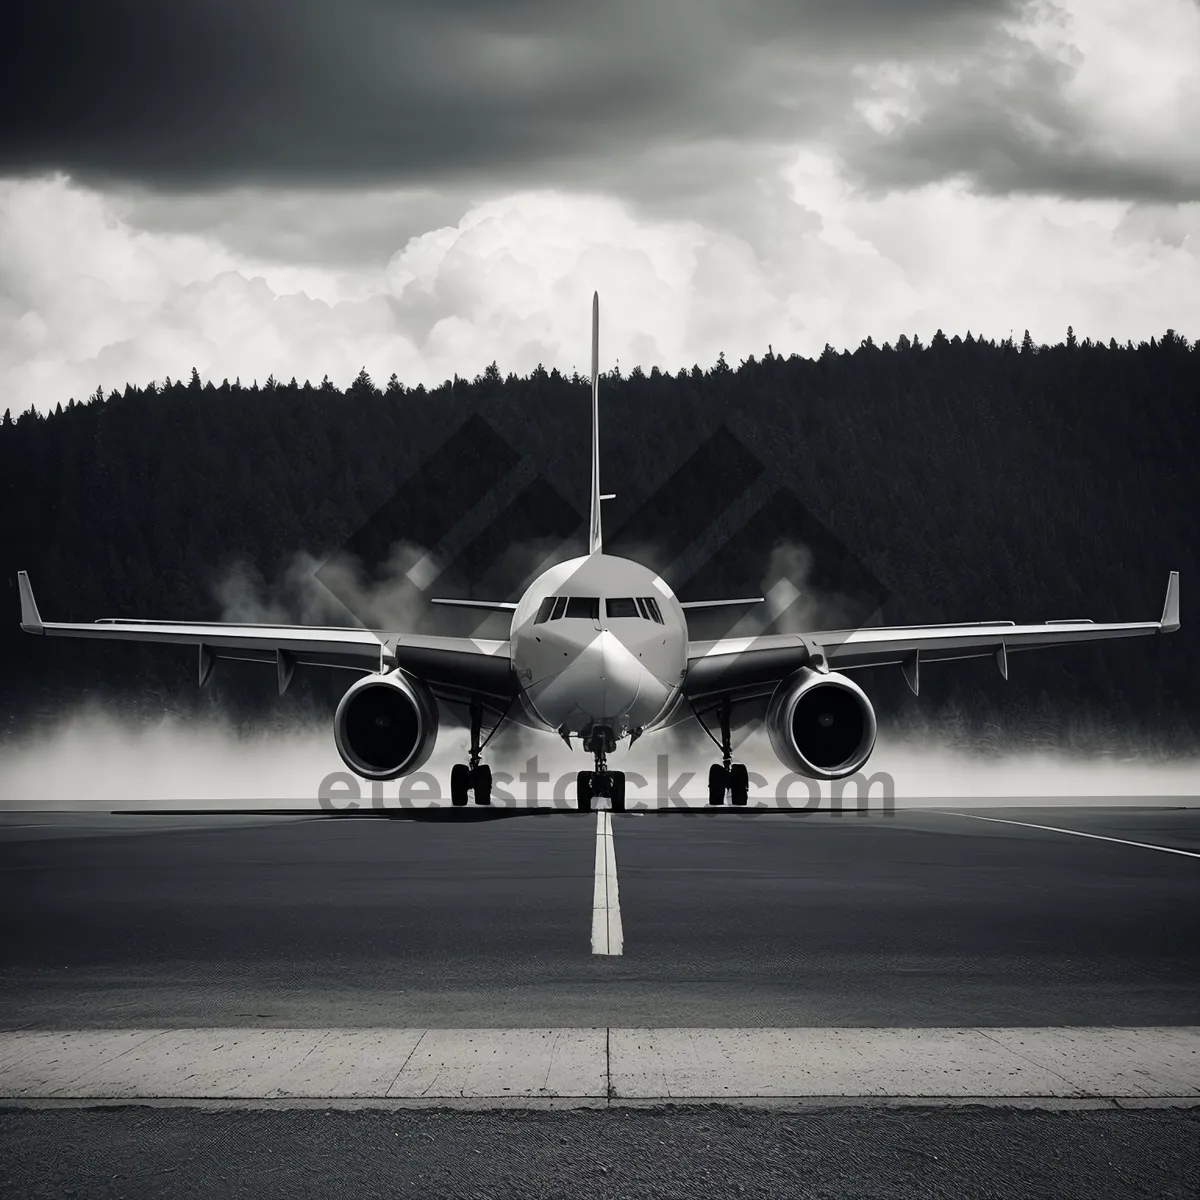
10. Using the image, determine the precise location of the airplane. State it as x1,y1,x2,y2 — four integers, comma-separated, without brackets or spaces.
17,294,1181,811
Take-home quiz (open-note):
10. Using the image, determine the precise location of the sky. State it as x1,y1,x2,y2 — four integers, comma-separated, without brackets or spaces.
2,0,1199,413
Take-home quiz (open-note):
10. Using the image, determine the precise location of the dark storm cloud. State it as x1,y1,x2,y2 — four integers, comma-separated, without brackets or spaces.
847,110,1200,204
2,0,1018,194
839,33,1200,204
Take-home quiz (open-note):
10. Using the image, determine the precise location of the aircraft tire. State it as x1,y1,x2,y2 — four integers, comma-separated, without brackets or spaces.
610,772,626,813
708,763,727,805
729,763,750,807
472,763,492,805
450,763,471,807
576,771,593,813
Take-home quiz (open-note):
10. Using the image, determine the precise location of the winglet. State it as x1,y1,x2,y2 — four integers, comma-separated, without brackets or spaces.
1160,570,1180,633
17,571,43,633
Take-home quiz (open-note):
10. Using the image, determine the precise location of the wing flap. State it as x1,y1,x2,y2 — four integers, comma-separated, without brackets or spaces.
685,572,1179,703
25,610,386,669
17,571,516,696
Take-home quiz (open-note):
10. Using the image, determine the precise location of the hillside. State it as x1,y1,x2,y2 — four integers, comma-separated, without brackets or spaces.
2,328,1196,753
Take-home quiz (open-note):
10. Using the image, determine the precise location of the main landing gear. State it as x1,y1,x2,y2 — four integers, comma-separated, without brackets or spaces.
451,698,496,807
577,724,625,814
704,696,749,807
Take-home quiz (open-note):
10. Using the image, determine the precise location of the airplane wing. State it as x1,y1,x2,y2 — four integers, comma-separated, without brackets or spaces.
17,571,516,705
684,571,1180,706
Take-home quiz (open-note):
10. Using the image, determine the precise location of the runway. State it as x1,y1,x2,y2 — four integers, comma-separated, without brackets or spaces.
2,805,1198,1197
2,806,1198,1030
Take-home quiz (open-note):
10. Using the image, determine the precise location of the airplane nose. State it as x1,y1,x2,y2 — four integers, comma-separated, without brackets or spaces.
521,625,670,733
598,629,643,715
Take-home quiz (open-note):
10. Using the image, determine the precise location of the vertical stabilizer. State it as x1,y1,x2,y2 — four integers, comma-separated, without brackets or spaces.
589,291,603,555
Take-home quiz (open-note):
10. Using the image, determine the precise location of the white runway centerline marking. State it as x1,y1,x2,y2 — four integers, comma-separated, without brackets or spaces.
943,811,1200,859
591,810,624,955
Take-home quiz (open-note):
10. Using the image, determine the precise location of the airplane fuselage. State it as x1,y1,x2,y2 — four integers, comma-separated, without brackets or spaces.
509,552,687,738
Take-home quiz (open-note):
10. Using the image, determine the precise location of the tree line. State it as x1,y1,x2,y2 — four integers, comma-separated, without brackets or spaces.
1,326,1196,755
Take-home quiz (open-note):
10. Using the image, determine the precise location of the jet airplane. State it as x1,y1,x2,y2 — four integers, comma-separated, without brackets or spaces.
17,294,1181,809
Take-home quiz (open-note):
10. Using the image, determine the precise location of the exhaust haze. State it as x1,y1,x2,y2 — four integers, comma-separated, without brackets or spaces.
0,706,1196,811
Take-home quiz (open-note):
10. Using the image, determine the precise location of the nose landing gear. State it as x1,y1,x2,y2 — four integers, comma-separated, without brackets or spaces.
702,696,749,807
577,724,625,813
450,698,499,807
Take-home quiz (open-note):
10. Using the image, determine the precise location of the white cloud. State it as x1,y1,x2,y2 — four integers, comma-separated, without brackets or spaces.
1022,0,1200,181
846,0,1200,199
1,162,1198,415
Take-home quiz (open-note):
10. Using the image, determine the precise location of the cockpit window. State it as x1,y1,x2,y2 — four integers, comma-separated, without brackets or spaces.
640,596,664,624
534,597,556,624
564,596,599,620
605,597,639,619
550,596,568,620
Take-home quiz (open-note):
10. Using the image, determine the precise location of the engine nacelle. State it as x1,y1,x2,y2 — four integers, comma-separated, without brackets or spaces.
333,670,439,780
766,667,877,780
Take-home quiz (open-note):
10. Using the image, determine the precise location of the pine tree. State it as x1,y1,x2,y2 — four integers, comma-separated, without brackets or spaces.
349,367,376,397
189,367,202,390
1066,325,1077,349
385,372,402,395
1021,329,1035,354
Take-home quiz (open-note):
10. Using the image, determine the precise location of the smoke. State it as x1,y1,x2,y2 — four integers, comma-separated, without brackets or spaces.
719,540,869,639
0,705,1195,811
212,541,441,634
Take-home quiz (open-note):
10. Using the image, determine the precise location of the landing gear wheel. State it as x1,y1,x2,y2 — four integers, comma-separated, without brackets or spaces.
450,763,470,807
610,771,626,813
729,762,750,807
708,764,727,805
576,771,593,813
472,763,492,805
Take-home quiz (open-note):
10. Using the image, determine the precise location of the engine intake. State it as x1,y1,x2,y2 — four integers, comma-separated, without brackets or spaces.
333,670,439,780
766,667,877,780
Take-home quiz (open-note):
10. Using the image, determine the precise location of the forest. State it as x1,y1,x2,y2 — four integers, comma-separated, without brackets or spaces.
1,325,1197,755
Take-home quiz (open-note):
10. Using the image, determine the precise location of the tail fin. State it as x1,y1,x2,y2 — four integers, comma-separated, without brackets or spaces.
588,291,603,555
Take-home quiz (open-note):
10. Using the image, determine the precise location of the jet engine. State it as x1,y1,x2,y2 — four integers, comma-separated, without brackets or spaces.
766,667,877,780
333,670,439,780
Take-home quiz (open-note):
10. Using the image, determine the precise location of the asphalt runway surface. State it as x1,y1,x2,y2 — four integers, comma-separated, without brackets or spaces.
1,806,1198,1028
2,805,1198,1198
2,1105,1198,1200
